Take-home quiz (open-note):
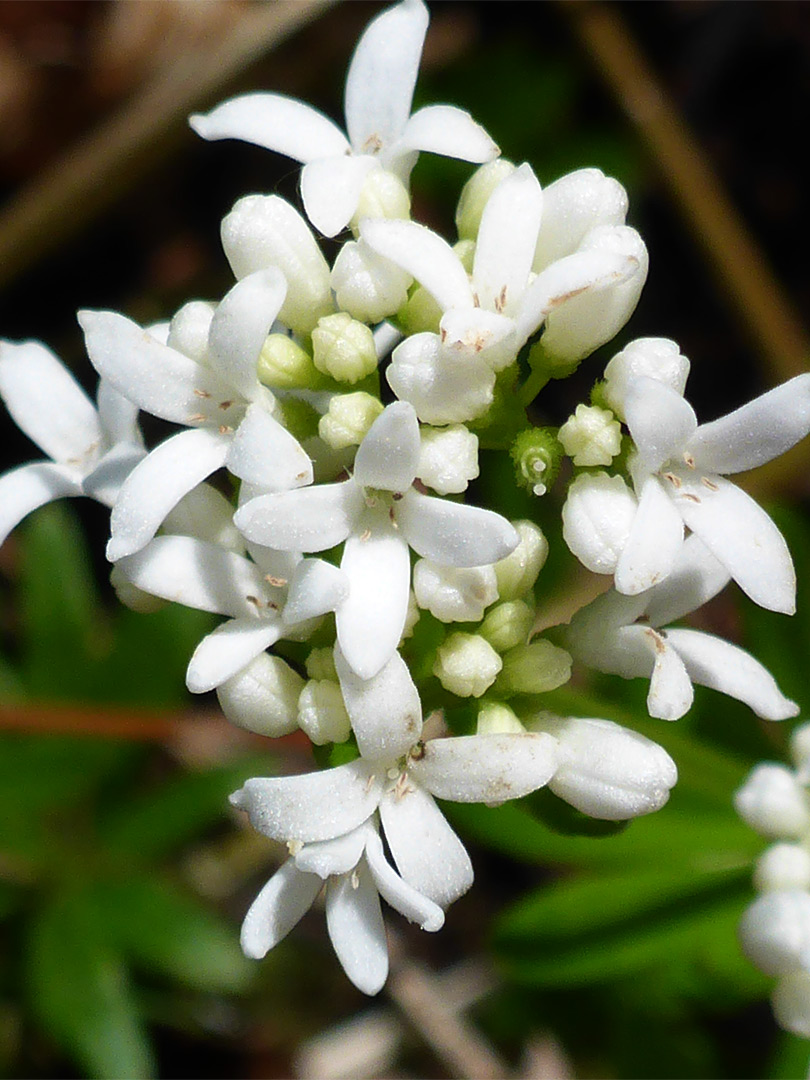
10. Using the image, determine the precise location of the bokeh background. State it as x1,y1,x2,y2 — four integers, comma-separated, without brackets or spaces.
1,2,810,1077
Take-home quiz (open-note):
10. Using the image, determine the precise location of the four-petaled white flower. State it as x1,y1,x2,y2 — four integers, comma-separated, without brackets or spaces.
0,340,145,546
234,401,518,679
568,535,799,721
78,268,313,561
190,0,498,237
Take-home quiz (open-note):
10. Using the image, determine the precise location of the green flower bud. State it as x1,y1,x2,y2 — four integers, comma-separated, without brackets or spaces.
558,404,622,467
456,159,516,241
318,392,384,450
397,284,442,335
257,333,322,390
350,169,411,232
305,646,338,682
511,427,563,496
479,599,535,653
312,313,378,385
498,640,572,697
297,679,351,745
494,521,549,600
453,238,476,274
433,632,502,698
476,701,525,735
277,397,320,443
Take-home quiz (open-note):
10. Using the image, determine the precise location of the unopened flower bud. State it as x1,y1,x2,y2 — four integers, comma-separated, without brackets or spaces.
498,640,572,696
433,632,502,698
453,239,476,274
331,239,412,324
562,472,637,575
479,600,534,653
494,520,548,600
754,844,810,893
297,680,351,745
257,334,321,390
456,158,516,241
417,425,479,495
533,168,628,271
773,971,810,1038
306,647,338,682
530,715,678,820
312,313,378,385
217,653,304,736
351,169,411,230
167,300,214,362
558,404,622,467
791,723,810,783
476,701,525,735
221,194,333,334
603,337,690,419
734,764,810,839
738,891,810,976
318,392,384,450
511,427,563,496
414,560,498,623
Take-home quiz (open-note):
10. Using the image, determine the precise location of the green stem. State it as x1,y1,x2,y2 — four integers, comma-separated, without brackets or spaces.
518,367,550,408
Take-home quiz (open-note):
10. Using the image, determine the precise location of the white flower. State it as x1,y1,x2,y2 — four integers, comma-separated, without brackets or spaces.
605,372,810,610
567,536,798,722
0,340,144,545
238,820,445,996
79,269,314,560
234,401,518,679
189,0,498,237
115,534,348,699
562,471,638,575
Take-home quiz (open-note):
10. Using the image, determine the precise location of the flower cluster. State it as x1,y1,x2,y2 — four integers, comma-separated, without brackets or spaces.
735,727,810,1037
1,0,808,997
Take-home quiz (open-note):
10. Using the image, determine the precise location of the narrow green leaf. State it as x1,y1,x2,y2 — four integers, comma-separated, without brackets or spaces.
93,878,252,994
26,889,155,1079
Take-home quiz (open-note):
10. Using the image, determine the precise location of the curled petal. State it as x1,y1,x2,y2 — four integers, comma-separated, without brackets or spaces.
623,376,698,476
0,462,82,546
235,480,364,552
186,618,283,694
397,489,518,568
326,863,388,995
364,828,444,932
614,476,684,595
472,163,542,315
395,104,499,165
230,759,383,843
226,404,313,491
643,534,730,627
616,625,693,721
335,646,422,761
240,860,323,959
360,219,473,312
190,92,349,162
284,558,348,626
300,155,378,238
294,827,368,879
208,269,287,399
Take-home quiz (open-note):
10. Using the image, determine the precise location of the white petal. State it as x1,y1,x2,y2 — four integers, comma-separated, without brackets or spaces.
614,476,684,595
614,625,693,720
208,269,287,400
533,168,628,270
364,828,444,931
360,219,473,312
397,489,518,567
739,891,810,977
410,733,559,803
294,827,368,879
220,194,333,335
186,618,282,694
379,784,473,907
561,471,638,575
240,861,323,959
335,646,422,761
472,164,542,314
0,340,102,466
190,92,349,162
602,337,689,419
107,428,230,560
326,864,388,995
344,0,428,152
162,482,244,553
300,155,378,238
331,238,412,325
687,374,810,475
96,378,142,448
735,763,810,839
0,462,82,546
234,481,363,552
116,535,275,618
82,442,146,507
230,759,383,843
773,972,810,1038
623,376,698,476
78,310,236,426
438,309,517,372
337,518,411,680
386,333,495,425
666,628,798,720
284,558,348,625
226,404,313,491
664,470,796,614
395,104,498,164
353,400,420,492
513,248,638,347
643,534,730,627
